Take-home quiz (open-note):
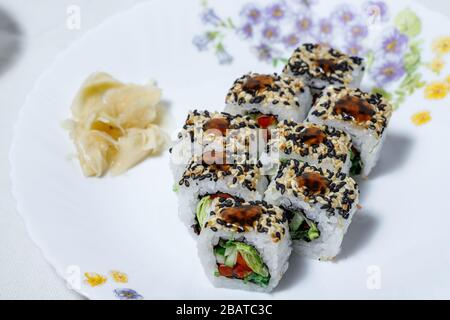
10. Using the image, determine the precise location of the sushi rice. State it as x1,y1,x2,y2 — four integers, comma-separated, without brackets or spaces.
225,73,312,122
177,158,268,236
261,120,353,175
170,110,262,180
197,200,291,292
283,43,365,94
265,160,359,260
307,86,393,177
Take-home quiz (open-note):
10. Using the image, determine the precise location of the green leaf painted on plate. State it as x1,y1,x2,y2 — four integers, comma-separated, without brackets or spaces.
403,43,422,73
391,71,425,109
226,18,235,29
216,42,225,52
271,57,289,68
395,9,422,37
272,58,279,68
365,51,375,70
372,87,393,101
278,57,289,65
206,31,219,40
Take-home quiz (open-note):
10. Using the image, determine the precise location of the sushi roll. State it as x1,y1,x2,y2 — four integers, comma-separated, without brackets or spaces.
169,110,262,180
224,73,313,123
306,87,393,177
197,199,291,292
265,160,359,260
176,155,268,236
262,120,352,175
283,43,365,95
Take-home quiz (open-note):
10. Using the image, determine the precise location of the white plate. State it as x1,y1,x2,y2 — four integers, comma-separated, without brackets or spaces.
10,0,450,299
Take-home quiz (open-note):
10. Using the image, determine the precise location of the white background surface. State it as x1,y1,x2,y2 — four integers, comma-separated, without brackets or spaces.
0,0,449,300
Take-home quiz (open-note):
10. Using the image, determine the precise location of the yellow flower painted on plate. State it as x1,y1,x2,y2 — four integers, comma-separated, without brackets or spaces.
430,58,445,74
84,272,107,287
110,270,128,283
433,37,450,55
446,76,450,86
425,82,448,100
411,111,431,126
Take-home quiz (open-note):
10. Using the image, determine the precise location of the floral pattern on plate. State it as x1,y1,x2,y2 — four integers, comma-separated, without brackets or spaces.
424,37,450,100
411,110,431,126
84,272,108,287
84,270,142,299
114,288,144,300
193,0,449,117
110,270,129,283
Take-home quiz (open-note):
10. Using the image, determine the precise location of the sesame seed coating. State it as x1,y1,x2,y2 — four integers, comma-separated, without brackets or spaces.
283,43,364,86
179,110,262,145
309,86,393,137
181,110,260,135
225,73,307,109
269,121,352,171
179,158,264,192
272,159,359,219
205,198,287,243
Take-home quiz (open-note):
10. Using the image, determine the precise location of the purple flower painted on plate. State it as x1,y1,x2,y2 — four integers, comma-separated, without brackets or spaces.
201,9,222,27
237,23,253,39
114,288,143,300
332,4,358,26
343,42,367,57
193,34,211,51
240,3,263,25
380,27,409,57
261,24,280,41
347,22,368,40
371,60,406,86
364,1,389,23
314,18,334,42
265,2,287,21
253,43,277,62
217,49,233,65
282,33,301,49
295,13,314,35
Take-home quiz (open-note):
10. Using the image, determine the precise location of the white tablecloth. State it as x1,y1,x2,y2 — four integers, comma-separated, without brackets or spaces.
0,0,449,299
